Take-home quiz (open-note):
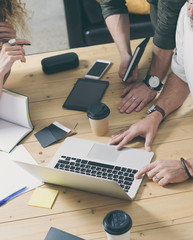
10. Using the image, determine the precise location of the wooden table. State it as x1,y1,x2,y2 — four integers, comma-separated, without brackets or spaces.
1,39,193,240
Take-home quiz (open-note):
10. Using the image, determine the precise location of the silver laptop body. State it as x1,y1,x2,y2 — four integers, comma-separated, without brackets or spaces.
16,137,154,200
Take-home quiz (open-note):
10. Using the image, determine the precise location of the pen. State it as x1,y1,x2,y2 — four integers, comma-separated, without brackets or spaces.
0,39,31,46
0,186,27,207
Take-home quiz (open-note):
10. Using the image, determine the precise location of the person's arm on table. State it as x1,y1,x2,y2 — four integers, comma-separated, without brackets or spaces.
100,0,157,115
118,43,173,114
109,73,191,185
119,0,185,114
134,1,193,186
135,158,193,186
109,72,190,151
111,71,192,184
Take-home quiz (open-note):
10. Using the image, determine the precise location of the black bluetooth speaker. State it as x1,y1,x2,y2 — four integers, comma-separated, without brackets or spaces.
41,52,79,74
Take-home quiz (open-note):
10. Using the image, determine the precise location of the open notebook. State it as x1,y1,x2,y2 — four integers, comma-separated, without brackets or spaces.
0,89,33,153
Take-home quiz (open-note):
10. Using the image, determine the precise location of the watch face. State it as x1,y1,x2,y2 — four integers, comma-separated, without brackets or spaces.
149,76,160,88
146,105,156,114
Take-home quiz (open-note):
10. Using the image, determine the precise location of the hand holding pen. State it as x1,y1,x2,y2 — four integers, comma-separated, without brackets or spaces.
0,38,31,94
0,38,31,46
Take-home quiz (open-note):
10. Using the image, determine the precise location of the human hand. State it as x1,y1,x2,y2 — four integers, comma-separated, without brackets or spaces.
119,53,138,83
0,22,16,40
0,39,30,93
118,82,157,113
135,159,189,186
108,113,162,151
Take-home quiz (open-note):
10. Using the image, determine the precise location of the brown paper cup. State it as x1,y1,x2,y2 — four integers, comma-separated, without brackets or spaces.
87,103,110,136
88,116,109,136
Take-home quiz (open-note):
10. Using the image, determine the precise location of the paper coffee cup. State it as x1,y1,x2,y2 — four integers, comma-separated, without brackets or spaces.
103,210,132,240
87,102,110,136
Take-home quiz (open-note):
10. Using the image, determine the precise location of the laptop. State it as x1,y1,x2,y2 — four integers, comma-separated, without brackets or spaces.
16,137,154,200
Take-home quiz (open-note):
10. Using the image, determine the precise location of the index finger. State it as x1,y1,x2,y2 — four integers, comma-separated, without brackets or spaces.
135,162,156,179
16,39,31,45
0,22,14,28
121,84,134,97
116,131,138,150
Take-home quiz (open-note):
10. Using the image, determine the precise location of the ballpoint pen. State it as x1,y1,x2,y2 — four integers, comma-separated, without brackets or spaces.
0,186,27,207
0,38,31,46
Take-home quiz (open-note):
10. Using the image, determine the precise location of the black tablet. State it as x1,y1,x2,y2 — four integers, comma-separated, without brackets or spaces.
122,37,150,82
62,78,109,111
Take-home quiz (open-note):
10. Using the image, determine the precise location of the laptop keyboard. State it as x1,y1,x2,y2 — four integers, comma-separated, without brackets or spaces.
54,155,138,193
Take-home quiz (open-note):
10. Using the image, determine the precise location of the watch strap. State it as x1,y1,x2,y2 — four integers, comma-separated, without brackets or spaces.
180,157,193,179
146,104,166,119
154,105,166,119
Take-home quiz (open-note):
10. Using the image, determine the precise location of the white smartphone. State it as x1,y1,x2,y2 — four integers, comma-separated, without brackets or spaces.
85,59,111,80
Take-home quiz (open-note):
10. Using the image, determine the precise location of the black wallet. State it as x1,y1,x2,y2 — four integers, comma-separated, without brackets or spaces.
41,52,79,74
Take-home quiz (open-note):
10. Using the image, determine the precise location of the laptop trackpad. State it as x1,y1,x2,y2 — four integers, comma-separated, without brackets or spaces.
87,143,120,163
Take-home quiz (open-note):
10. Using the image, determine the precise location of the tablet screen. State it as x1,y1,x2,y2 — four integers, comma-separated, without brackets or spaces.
62,78,109,111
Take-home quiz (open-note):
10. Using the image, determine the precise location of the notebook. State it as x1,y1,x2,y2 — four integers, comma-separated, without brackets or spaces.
15,137,154,200
0,89,33,152
122,37,150,82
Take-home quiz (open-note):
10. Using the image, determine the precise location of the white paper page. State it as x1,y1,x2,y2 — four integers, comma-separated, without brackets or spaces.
0,119,31,153
0,89,32,129
0,145,42,201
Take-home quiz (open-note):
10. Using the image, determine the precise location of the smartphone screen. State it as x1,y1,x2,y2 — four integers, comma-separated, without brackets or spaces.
85,60,111,79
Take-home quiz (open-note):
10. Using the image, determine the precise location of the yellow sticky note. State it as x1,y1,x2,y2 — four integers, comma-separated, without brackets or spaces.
28,188,59,209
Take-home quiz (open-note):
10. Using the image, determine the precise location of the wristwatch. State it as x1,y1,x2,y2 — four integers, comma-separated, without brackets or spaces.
146,104,166,120
143,75,163,91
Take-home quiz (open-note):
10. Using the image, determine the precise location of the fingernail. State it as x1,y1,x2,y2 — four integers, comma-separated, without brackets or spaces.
146,146,151,152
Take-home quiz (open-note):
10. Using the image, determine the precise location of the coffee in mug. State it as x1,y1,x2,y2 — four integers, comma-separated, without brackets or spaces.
103,210,132,240
87,102,110,136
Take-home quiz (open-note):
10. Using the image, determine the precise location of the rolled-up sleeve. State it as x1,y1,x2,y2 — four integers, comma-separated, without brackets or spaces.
99,0,128,20
153,0,186,49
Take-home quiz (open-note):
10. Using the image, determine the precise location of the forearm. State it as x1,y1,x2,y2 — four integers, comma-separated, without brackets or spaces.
156,73,190,117
144,72,190,129
105,14,131,58
148,44,173,81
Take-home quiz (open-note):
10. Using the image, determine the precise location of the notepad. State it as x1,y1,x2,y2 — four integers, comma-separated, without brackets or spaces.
28,188,59,209
0,89,33,152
